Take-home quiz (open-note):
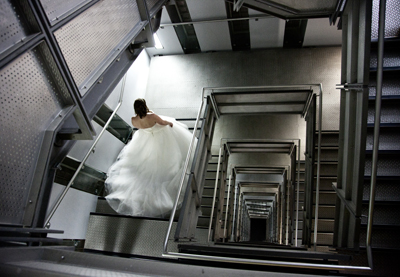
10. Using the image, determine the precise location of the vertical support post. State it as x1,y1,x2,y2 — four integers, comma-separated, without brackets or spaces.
295,139,300,246
313,86,323,250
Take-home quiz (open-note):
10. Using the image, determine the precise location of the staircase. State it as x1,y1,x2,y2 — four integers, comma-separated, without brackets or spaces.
311,131,339,246
83,118,207,258
359,0,400,259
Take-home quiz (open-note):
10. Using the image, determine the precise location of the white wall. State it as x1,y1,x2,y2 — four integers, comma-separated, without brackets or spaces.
47,50,151,239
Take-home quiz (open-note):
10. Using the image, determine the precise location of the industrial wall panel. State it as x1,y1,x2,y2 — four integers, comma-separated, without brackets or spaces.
54,0,141,93
0,0,39,58
0,41,72,225
39,0,91,25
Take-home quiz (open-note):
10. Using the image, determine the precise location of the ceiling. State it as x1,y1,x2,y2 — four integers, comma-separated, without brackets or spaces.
145,0,343,57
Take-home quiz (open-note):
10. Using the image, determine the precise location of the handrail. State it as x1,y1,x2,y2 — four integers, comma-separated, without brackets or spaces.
367,0,386,268
223,174,232,242
163,95,205,253
161,84,371,271
207,145,223,242
45,74,127,228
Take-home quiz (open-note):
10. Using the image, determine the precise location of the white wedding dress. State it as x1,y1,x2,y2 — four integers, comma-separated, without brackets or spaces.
105,116,194,218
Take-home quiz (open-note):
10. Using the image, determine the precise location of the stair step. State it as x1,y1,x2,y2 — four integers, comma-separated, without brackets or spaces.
178,243,351,261
368,99,400,125
359,225,400,249
85,214,177,257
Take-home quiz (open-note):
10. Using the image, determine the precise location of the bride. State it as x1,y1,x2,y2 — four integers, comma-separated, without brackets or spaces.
105,98,194,218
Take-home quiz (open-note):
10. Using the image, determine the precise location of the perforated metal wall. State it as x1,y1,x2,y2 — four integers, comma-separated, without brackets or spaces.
39,0,90,25
0,0,39,57
0,41,72,225
371,0,400,39
54,0,141,93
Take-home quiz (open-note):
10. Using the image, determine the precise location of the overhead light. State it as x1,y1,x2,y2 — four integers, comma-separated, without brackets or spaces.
154,33,163,49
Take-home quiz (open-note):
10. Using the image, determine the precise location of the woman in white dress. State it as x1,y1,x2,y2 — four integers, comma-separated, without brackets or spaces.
105,98,193,218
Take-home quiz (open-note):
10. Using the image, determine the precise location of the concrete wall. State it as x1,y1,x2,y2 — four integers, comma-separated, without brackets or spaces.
145,47,341,164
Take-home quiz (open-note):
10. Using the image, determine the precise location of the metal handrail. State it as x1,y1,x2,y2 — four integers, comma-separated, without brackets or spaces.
45,74,127,228
162,83,371,271
223,174,232,242
367,0,386,268
163,96,205,253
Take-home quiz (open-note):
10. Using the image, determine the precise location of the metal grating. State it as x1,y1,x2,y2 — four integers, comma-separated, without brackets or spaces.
39,0,90,25
371,0,400,39
0,41,72,225
0,0,39,57
54,0,141,93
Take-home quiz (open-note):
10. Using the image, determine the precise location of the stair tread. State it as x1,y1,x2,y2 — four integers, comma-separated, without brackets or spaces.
178,244,352,261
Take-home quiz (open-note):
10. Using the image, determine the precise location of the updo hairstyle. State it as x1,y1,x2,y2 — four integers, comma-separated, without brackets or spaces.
134,98,150,119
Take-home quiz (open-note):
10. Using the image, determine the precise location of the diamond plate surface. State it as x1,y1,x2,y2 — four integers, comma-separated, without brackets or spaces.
363,181,400,201
361,204,400,225
54,0,140,91
0,41,72,225
366,128,400,150
359,227,400,249
85,215,178,257
365,156,400,176
369,75,400,96
370,49,400,68
368,102,400,124
371,0,400,39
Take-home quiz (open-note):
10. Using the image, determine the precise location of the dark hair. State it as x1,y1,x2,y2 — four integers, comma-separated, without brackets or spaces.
134,98,149,118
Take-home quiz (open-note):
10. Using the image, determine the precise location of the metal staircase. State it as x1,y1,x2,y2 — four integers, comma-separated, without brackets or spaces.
359,0,400,258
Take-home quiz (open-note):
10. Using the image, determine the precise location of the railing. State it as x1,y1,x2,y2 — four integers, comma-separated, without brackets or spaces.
209,139,300,245
161,83,374,271
44,74,127,228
